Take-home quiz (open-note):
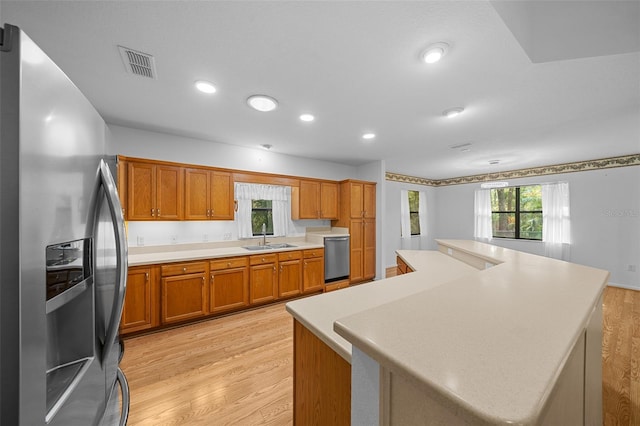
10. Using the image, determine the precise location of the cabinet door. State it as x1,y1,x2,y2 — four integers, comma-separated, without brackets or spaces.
349,219,364,283
303,256,324,293
117,158,128,219
249,264,278,305
210,268,248,313
363,183,376,218
127,162,155,220
156,165,183,220
299,180,320,219
161,273,207,324
279,259,302,298
363,218,376,280
320,182,339,219
210,171,234,220
349,182,364,218
121,267,153,332
184,167,210,220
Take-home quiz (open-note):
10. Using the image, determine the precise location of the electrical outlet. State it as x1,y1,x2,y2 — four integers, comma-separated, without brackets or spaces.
223,233,232,240
170,235,177,244
137,236,144,246
203,234,208,242
628,264,637,272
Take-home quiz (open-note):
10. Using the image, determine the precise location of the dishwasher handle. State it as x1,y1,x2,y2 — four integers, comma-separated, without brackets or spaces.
325,237,349,242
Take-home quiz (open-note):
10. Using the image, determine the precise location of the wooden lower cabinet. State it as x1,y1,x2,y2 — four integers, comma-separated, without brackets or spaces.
278,251,302,298
209,257,248,313
122,249,326,334
249,254,278,305
294,319,351,425
160,261,207,324
302,248,324,293
120,266,159,334
396,256,414,275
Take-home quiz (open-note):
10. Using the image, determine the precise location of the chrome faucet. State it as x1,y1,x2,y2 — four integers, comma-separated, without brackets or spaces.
261,223,267,246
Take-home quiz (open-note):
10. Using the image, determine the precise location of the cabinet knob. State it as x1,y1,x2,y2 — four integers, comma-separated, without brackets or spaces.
157,209,160,216
280,266,283,272
211,275,214,282
273,266,276,273
145,272,149,281
151,208,155,217
262,257,266,262
183,267,187,273
227,262,231,267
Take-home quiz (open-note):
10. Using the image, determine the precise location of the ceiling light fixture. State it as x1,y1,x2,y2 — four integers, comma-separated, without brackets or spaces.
247,95,278,112
443,107,464,118
194,80,216,94
422,42,449,64
299,114,315,122
488,159,501,165
362,133,376,140
260,144,273,150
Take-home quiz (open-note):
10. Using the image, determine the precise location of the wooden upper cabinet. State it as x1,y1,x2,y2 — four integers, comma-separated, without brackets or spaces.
295,179,339,220
184,168,234,220
320,182,339,219
127,161,183,220
346,181,375,219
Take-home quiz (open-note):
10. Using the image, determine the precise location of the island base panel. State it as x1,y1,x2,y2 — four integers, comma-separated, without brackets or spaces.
293,320,351,425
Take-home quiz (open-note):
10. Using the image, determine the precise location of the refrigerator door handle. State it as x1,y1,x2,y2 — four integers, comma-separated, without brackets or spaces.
116,368,130,426
98,159,128,362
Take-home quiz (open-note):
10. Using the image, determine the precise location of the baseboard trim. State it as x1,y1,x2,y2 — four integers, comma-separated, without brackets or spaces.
607,282,640,291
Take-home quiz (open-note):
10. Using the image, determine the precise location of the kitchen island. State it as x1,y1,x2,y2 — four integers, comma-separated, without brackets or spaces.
286,240,609,425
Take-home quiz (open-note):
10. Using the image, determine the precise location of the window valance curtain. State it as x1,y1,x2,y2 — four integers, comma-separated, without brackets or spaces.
234,183,293,239
474,189,492,241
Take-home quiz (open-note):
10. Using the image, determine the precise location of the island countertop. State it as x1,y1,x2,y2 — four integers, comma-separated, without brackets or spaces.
332,239,609,425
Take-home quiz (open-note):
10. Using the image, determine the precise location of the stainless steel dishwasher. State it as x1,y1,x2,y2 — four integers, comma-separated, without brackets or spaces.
324,236,350,283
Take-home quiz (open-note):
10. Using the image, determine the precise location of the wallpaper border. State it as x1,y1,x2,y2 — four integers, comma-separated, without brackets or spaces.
385,154,640,187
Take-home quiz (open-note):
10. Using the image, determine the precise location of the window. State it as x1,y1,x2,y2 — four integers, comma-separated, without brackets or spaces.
408,190,420,235
490,185,542,240
251,200,273,236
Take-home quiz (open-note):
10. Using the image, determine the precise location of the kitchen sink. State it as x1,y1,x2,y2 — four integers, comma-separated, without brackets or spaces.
243,245,274,251
242,243,297,251
266,243,296,249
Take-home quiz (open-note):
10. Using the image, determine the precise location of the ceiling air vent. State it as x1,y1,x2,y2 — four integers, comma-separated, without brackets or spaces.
118,45,156,79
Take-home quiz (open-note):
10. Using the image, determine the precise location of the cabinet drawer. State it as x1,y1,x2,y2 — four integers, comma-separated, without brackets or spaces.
278,250,302,261
210,257,248,271
161,261,207,277
303,248,324,259
250,254,277,265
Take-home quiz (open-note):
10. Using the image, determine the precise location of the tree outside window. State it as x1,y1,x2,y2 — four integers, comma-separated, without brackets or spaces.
251,200,273,236
408,190,420,235
490,185,542,240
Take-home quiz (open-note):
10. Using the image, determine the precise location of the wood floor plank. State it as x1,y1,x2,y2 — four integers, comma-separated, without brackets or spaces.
122,286,639,425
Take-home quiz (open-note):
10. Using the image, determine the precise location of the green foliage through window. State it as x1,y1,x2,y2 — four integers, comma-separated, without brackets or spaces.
490,185,542,240
252,200,273,236
408,190,420,235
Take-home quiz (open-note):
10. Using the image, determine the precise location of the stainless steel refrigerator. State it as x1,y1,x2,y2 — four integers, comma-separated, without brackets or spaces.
0,24,129,425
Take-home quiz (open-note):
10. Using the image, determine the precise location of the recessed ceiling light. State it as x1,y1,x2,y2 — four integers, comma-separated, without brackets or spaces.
300,114,315,122
362,133,376,140
422,42,449,64
194,80,216,94
443,107,464,118
488,159,501,165
260,144,273,150
247,95,278,112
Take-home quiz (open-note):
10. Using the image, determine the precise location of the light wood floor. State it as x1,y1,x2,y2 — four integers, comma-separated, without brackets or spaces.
121,286,639,425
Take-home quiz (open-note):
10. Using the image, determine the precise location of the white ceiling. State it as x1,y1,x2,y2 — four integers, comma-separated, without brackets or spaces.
3,1,639,180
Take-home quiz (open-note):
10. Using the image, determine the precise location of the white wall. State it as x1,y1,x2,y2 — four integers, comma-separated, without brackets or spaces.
107,124,356,180
430,166,640,289
107,124,367,247
384,181,438,268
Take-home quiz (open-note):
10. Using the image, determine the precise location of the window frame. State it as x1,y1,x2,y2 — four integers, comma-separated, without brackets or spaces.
251,199,274,236
408,190,420,236
491,186,542,241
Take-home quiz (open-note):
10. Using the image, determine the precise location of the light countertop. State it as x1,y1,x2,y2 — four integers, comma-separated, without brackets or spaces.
285,250,478,361
128,240,324,266
332,239,609,425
